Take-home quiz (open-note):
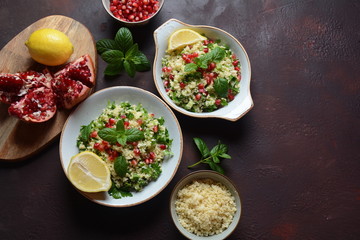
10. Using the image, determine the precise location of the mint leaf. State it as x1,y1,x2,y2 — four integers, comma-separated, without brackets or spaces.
96,39,119,54
125,128,145,142
193,46,226,69
219,153,231,159
116,119,125,132
189,138,231,175
79,124,92,143
101,50,124,63
132,52,151,72
125,43,139,59
98,128,118,143
114,156,128,177
195,54,211,69
210,142,228,156
124,60,136,77
214,78,229,97
209,47,226,62
115,27,133,53
117,135,127,146
208,161,225,174
184,63,198,72
108,183,132,199
97,27,150,77
104,62,123,76
193,137,210,157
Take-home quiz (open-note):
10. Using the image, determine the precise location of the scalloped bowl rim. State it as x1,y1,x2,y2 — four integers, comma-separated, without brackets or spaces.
59,86,183,207
170,170,241,239
153,18,253,121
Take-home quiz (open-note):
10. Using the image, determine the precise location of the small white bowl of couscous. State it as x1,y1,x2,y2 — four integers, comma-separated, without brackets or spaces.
153,19,253,121
170,170,241,239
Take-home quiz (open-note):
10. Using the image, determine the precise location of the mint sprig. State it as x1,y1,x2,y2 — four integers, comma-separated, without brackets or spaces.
183,46,225,71
188,137,231,174
96,27,150,77
98,119,145,146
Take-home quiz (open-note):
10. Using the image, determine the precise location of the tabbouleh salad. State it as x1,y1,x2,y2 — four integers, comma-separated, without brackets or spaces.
77,101,173,199
161,36,241,113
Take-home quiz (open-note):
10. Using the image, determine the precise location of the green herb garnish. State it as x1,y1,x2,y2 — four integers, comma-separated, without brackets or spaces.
114,155,128,177
213,78,229,97
98,119,145,145
96,27,150,77
188,137,231,174
108,182,133,199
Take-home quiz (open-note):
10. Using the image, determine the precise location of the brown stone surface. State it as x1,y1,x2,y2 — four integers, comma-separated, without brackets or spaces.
1,0,360,239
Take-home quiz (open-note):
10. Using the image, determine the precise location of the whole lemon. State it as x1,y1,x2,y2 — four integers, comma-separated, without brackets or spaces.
25,28,74,66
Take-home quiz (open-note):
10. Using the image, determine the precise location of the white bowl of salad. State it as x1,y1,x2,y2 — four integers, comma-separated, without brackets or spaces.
153,19,253,121
60,86,183,207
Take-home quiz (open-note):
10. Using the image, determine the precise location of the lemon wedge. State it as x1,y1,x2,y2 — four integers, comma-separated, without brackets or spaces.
25,28,74,66
67,151,111,193
167,29,207,52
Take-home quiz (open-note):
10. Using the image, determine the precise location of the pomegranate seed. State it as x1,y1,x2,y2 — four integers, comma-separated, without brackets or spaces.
102,140,110,150
164,80,169,87
169,74,174,80
232,60,239,66
198,83,204,89
159,144,167,150
90,131,98,138
203,48,209,53
130,141,138,147
149,152,156,159
195,93,202,101
109,118,116,125
131,160,138,166
234,66,240,71
124,121,130,128
228,93,235,101
180,82,186,89
145,158,150,164
153,125,158,133
133,148,141,155
110,6,117,11
215,99,221,106
207,62,216,71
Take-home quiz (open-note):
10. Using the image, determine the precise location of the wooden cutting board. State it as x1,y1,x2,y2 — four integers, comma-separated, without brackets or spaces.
0,15,97,161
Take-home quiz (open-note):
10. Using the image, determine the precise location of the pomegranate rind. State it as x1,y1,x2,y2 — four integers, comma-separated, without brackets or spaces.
51,77,91,109
54,54,95,88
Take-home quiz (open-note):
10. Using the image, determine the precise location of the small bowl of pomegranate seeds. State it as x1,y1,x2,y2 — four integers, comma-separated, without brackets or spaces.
153,19,253,121
103,0,164,25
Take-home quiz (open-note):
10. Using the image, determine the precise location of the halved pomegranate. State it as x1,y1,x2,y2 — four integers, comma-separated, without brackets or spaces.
0,54,95,122
53,54,95,88
0,73,24,104
8,87,57,123
0,71,52,104
51,77,91,109
51,54,95,109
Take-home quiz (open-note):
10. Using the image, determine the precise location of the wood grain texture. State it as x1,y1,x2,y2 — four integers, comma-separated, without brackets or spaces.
0,15,97,161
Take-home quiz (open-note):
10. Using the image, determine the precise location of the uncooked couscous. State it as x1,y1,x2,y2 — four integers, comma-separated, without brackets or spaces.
161,35,241,113
175,178,237,237
76,101,173,198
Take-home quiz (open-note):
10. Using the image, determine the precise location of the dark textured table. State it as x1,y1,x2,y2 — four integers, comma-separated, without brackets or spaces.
1,0,360,239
